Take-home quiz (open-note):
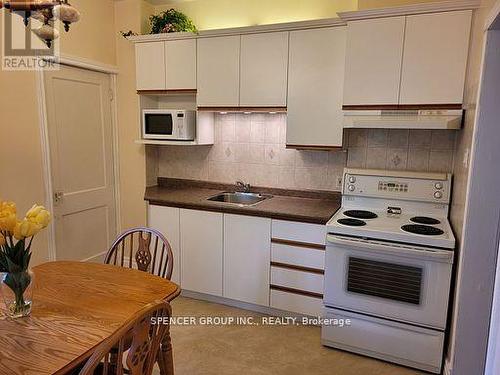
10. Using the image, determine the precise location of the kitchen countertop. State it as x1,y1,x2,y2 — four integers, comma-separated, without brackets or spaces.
145,178,341,225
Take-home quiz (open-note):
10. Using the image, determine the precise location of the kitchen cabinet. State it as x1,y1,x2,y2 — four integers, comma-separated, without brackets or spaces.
343,11,472,107
135,42,166,91
148,205,181,284
223,214,271,306
180,209,223,296
239,32,289,107
197,35,240,107
287,27,346,148
399,11,471,105
165,39,197,90
343,17,405,106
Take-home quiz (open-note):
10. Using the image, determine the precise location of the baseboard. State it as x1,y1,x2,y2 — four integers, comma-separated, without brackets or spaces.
82,251,108,263
180,289,319,321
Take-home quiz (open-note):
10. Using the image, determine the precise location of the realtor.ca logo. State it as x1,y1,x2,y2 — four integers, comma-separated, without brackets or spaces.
2,11,59,71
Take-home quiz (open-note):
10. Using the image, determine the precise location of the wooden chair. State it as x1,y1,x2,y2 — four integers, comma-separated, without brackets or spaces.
78,300,172,375
105,227,174,280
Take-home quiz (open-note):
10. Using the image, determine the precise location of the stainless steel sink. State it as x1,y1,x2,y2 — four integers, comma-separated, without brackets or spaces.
207,192,273,206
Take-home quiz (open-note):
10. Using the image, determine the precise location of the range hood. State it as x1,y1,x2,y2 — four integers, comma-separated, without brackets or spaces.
343,110,463,129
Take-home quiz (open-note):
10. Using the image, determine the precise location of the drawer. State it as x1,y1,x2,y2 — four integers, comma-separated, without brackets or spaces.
272,220,326,245
271,243,325,270
270,289,323,317
271,266,324,295
321,308,444,373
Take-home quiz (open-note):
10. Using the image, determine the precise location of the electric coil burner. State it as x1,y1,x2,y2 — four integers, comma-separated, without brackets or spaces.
343,210,378,219
337,218,366,227
410,216,441,225
401,224,445,236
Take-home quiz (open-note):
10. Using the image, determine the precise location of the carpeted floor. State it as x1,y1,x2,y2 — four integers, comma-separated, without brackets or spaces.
159,296,424,375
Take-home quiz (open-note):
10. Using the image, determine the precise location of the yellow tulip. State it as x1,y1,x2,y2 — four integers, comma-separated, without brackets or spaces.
13,219,42,240
0,201,17,233
26,204,51,228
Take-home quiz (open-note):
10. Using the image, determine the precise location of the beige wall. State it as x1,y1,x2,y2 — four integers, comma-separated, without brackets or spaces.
0,0,117,265
153,0,357,30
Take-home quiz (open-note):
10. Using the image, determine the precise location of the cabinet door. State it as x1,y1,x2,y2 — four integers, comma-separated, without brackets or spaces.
287,27,346,147
180,209,223,296
399,11,472,105
343,17,405,106
148,205,180,284
135,42,166,90
197,36,240,107
240,32,289,106
224,214,271,306
165,39,197,90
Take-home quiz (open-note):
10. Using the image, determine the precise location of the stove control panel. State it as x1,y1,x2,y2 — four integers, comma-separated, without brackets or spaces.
343,169,451,203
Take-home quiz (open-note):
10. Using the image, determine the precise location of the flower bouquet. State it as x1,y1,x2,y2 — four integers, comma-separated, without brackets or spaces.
0,201,50,318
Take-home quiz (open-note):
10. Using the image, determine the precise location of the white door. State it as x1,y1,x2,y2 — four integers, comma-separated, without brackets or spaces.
197,35,240,107
239,32,289,107
343,17,405,106
165,39,197,90
223,214,271,306
180,209,223,296
44,66,117,262
135,42,166,90
148,205,181,284
399,11,472,105
287,27,346,147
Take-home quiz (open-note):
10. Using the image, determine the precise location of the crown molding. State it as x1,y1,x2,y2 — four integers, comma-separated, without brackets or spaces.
127,17,346,43
337,0,480,22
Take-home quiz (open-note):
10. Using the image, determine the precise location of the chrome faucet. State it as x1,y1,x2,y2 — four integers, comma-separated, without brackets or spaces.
236,180,251,193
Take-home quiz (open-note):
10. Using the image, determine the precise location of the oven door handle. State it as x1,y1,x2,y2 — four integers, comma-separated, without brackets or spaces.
326,235,453,263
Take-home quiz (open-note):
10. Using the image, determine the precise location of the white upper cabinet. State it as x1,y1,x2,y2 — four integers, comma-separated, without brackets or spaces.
165,39,197,90
135,42,166,91
239,32,289,107
343,17,405,106
223,214,271,306
197,35,240,107
287,27,346,147
399,11,472,105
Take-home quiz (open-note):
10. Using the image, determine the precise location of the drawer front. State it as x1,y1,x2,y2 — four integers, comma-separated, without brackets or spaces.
271,243,325,270
271,266,324,295
321,308,444,373
272,220,326,245
271,289,323,317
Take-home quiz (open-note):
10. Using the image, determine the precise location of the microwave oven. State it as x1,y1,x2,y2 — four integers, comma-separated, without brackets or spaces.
142,109,196,141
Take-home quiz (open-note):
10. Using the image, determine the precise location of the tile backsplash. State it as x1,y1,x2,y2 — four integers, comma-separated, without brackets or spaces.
152,113,457,192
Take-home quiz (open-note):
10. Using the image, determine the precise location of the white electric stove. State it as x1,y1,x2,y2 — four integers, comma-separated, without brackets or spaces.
322,168,456,374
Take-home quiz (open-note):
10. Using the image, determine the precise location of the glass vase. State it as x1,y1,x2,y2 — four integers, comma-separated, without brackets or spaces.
1,269,34,318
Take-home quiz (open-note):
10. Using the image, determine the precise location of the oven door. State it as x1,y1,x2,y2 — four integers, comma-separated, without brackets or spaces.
143,112,177,140
324,234,453,330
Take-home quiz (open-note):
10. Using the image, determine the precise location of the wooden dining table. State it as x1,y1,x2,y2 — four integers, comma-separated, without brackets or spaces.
0,261,180,374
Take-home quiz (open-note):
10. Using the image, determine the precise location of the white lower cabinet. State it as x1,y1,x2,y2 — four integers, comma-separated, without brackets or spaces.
180,209,223,296
147,205,181,284
271,289,323,317
223,214,271,306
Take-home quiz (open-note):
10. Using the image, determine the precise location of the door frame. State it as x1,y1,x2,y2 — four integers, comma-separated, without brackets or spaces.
446,3,500,374
35,54,121,261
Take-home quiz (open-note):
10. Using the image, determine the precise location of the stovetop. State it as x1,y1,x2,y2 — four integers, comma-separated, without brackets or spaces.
327,208,455,249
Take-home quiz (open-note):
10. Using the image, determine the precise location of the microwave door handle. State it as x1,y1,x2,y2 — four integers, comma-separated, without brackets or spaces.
326,234,453,262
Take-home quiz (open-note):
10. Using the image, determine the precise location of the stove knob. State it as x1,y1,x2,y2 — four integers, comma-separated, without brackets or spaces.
348,185,356,192
348,176,356,184
434,191,443,199
435,182,443,190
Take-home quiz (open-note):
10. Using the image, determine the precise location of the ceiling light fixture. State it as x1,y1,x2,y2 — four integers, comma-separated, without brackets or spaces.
0,0,80,47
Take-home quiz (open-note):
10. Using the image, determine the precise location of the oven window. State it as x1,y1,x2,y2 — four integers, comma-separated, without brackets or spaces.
145,114,173,135
347,257,423,305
